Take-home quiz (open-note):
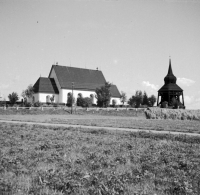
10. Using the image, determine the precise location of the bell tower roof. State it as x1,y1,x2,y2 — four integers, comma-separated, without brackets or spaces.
164,58,177,84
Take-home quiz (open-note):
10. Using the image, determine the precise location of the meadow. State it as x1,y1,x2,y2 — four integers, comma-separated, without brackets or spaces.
1,108,200,194
1,122,200,194
0,112,200,134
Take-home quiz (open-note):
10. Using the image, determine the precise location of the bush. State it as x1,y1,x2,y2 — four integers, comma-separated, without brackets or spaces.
25,102,32,107
170,97,185,109
52,103,59,107
161,101,168,108
33,101,41,107
112,99,117,107
0,100,6,107
67,95,75,107
139,104,148,108
77,97,92,108
77,97,84,107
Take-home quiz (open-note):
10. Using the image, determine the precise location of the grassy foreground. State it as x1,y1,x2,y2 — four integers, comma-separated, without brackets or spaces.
1,123,200,194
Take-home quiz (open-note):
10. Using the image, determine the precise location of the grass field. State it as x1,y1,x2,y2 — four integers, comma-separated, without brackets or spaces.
1,123,200,194
1,113,200,134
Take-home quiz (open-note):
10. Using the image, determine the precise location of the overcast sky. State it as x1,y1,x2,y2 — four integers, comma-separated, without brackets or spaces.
0,0,200,109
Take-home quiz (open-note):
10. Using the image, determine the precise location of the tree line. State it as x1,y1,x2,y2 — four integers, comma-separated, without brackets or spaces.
3,82,156,108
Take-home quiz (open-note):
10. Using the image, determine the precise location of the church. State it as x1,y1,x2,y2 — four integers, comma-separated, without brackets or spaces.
31,64,121,105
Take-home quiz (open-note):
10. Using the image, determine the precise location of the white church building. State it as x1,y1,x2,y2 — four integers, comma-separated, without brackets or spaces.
31,64,121,105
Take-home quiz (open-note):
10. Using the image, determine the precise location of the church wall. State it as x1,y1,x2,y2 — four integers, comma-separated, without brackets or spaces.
49,68,63,103
49,68,61,90
30,93,59,103
27,93,40,103
28,91,120,106
60,89,97,104
110,97,121,105
60,89,120,105
38,93,59,103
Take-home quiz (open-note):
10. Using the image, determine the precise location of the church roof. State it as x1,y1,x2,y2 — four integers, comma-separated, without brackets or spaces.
164,59,177,84
48,65,121,97
158,59,183,92
158,83,183,92
49,65,106,88
110,85,121,98
33,77,59,94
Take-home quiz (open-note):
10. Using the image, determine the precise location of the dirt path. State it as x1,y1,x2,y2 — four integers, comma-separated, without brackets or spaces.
1,119,200,137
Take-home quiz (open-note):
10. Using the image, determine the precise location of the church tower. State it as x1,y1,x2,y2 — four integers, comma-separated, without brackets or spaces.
157,58,185,108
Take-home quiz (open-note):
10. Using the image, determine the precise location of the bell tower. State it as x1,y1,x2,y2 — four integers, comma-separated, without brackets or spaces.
157,58,185,108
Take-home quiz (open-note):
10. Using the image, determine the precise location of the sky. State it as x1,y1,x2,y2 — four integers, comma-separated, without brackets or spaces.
0,0,200,109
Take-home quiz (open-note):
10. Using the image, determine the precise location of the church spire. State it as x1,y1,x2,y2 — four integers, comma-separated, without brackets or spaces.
164,57,177,84
168,57,173,75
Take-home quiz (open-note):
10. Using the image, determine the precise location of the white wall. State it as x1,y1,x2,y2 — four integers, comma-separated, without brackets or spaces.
110,97,121,105
49,68,61,91
28,93,59,103
49,67,62,103
39,93,59,103
61,89,97,104
29,91,120,105
61,89,120,105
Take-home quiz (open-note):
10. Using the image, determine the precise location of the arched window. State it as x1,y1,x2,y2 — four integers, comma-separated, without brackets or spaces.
77,93,83,106
67,92,72,99
46,95,50,104
78,93,83,98
67,92,72,105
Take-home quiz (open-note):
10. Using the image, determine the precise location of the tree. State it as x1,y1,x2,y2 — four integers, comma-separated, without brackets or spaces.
120,91,127,105
67,93,75,106
8,92,19,105
0,98,6,107
112,99,117,107
128,95,136,107
22,84,34,103
95,82,111,107
148,95,156,107
142,91,149,106
128,90,143,108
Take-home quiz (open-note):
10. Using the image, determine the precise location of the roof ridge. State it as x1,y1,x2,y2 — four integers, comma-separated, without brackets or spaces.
53,65,101,71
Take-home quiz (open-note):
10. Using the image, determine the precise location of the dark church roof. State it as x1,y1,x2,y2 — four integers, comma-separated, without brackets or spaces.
158,59,183,92
110,85,121,98
49,65,106,89
33,65,121,98
48,65,121,97
33,77,59,94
